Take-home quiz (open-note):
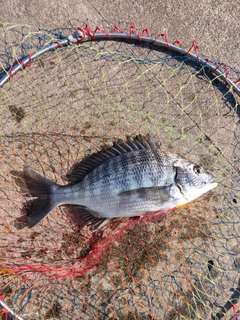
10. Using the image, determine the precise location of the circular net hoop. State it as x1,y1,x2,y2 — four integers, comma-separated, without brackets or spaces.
0,20,239,320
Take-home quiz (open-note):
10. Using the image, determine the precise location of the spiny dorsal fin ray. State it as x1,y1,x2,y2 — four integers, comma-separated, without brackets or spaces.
126,137,140,151
67,134,161,184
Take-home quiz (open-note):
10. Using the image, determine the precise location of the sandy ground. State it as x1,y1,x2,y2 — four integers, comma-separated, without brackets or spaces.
0,1,240,320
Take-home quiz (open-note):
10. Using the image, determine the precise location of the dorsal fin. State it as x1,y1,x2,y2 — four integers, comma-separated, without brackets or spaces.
66,134,161,184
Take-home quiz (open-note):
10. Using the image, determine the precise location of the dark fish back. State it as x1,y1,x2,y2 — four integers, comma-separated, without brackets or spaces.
66,134,161,185
77,148,177,197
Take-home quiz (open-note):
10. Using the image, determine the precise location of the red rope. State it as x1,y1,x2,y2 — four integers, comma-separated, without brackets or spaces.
152,33,170,49
77,23,111,43
84,23,95,40
129,24,142,41
76,27,88,42
112,25,124,33
94,25,111,39
212,62,229,82
54,41,63,48
141,28,151,37
1,23,239,90
185,40,199,60
9,65,15,79
9,51,34,79
232,304,240,319
205,58,238,88
173,39,182,47
0,295,9,320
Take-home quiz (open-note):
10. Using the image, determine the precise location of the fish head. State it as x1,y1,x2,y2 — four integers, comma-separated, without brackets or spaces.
175,160,218,202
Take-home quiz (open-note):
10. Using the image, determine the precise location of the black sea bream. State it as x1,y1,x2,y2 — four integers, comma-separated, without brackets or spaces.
23,135,217,230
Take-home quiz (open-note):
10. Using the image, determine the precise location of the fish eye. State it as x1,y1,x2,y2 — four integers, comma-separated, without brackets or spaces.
193,165,202,174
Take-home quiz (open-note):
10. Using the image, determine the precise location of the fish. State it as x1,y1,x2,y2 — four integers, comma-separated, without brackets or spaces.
23,134,217,230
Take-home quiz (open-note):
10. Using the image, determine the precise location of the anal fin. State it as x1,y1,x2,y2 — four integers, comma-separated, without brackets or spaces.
74,205,109,231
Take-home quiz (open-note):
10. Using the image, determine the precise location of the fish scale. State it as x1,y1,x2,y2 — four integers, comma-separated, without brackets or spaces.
79,150,171,194
23,135,217,229
55,151,180,217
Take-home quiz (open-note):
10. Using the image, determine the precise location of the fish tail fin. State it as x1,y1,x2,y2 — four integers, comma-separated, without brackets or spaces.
23,167,59,228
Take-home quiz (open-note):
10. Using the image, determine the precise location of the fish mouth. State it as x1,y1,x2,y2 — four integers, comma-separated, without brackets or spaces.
205,174,216,185
207,175,214,183
177,180,218,195
208,182,218,189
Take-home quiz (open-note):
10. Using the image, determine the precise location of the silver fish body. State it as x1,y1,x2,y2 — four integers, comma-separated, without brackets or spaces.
53,150,182,216
23,135,217,229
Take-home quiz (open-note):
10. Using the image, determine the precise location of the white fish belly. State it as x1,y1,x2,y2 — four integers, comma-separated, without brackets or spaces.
82,184,184,218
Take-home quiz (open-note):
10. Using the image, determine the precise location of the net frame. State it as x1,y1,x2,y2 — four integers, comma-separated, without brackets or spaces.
0,23,240,96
